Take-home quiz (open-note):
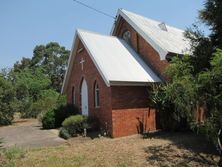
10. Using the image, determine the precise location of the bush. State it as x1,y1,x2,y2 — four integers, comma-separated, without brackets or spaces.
41,104,79,129
54,104,80,128
62,115,88,136
59,127,71,139
42,109,56,129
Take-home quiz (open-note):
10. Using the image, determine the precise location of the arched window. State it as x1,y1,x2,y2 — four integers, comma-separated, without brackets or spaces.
94,81,100,108
122,30,131,44
72,86,75,104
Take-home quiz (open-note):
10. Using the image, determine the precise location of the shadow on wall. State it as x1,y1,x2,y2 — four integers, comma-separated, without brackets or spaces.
136,117,144,134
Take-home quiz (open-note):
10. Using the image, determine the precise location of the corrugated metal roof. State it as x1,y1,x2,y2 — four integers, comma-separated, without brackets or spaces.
112,9,191,60
78,29,161,86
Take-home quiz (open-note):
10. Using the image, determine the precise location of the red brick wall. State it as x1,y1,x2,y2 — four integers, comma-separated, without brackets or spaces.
65,29,159,137
111,86,149,109
113,17,169,80
65,38,113,135
112,108,156,137
111,86,156,137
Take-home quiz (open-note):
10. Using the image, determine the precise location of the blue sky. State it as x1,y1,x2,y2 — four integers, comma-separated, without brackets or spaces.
0,0,205,69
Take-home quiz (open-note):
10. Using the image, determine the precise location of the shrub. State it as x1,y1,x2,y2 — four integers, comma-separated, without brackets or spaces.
42,109,56,129
62,115,88,136
59,127,71,139
54,104,80,128
41,104,79,129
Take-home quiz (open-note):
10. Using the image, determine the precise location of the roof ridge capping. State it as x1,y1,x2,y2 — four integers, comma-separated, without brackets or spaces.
77,28,117,38
112,9,191,60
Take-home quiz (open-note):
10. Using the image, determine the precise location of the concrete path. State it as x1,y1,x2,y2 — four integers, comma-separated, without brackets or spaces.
0,119,66,148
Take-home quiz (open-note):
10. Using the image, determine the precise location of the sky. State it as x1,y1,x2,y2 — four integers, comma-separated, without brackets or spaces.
0,0,206,69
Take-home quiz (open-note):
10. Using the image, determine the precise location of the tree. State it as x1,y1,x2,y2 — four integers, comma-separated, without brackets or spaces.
31,42,70,91
9,42,70,118
199,0,222,49
197,49,222,145
151,56,196,130
0,74,15,125
152,49,222,165
13,42,70,92
184,25,213,74
11,68,52,118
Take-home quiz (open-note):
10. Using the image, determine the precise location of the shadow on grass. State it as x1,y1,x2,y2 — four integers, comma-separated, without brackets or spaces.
143,131,219,166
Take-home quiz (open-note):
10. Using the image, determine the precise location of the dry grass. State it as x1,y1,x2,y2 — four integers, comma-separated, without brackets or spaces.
2,132,220,167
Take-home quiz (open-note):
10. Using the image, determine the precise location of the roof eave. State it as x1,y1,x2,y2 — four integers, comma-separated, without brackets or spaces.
61,31,79,94
110,80,162,86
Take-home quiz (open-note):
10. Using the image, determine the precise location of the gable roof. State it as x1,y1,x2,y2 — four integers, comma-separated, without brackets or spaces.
111,9,191,60
61,29,161,93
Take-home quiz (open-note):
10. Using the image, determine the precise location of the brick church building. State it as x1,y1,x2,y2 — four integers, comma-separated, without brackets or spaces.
61,9,190,137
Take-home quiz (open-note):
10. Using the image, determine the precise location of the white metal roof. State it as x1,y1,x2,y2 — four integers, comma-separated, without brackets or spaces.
62,29,161,92
112,9,191,60
78,29,161,85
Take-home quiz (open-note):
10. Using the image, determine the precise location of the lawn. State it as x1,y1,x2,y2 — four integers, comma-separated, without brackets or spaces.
0,132,220,167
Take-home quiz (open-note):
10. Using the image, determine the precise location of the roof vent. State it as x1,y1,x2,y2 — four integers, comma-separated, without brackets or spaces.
158,22,167,31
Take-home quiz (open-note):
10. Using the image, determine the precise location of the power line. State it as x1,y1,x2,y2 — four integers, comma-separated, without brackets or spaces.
73,0,115,19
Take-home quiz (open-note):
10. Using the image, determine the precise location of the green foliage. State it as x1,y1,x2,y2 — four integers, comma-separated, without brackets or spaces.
166,55,194,78
62,115,88,136
0,75,15,125
41,104,79,129
151,49,222,158
151,84,189,131
42,109,56,129
184,25,213,74
10,67,52,118
33,89,62,120
199,0,222,48
54,104,80,127
1,42,70,119
150,56,196,130
196,50,222,146
14,42,70,92
59,127,71,140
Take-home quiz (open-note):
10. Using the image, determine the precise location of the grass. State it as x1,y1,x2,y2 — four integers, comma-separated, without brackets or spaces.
0,132,220,167
0,146,26,167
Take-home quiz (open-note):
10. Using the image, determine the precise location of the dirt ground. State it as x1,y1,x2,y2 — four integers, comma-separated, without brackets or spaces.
0,119,65,148
9,131,220,167
0,119,220,166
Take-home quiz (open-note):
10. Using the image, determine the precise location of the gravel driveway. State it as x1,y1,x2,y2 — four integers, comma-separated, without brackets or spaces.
0,119,65,148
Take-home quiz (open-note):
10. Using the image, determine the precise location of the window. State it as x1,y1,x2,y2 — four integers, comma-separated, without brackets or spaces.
94,81,100,108
72,86,75,104
122,30,131,44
